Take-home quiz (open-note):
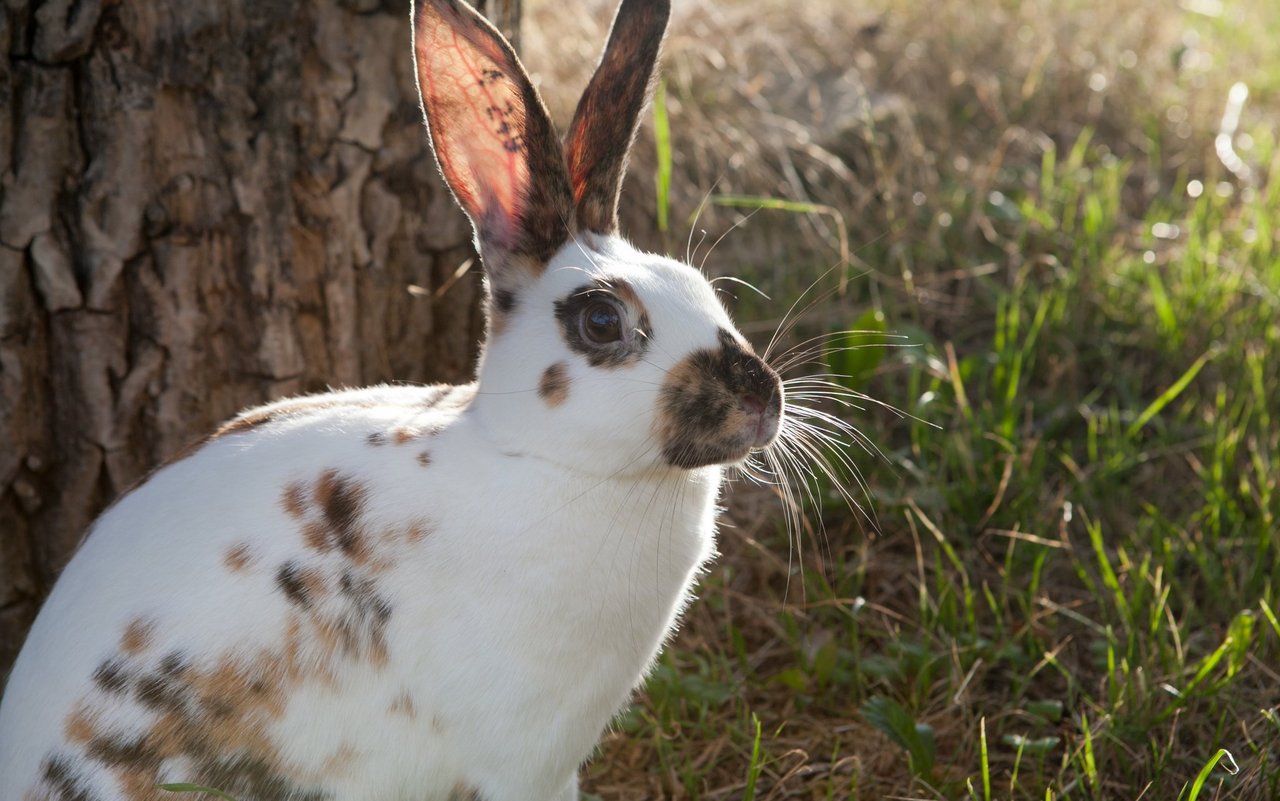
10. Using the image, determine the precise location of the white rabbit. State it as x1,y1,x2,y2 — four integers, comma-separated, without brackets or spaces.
0,0,785,799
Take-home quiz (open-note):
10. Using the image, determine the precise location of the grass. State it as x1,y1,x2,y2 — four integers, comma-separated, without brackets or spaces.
523,0,1280,798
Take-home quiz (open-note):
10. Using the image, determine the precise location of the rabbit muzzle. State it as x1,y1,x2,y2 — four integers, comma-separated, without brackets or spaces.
655,329,784,469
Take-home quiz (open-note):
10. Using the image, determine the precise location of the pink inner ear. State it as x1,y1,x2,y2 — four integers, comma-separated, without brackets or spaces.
416,10,531,245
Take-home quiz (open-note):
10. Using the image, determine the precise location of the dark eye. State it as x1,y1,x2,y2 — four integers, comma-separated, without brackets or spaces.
581,300,623,344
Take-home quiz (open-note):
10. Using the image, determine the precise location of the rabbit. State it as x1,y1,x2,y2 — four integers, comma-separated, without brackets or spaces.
0,0,785,799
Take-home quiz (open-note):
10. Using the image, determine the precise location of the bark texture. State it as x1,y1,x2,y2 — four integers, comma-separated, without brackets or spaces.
0,0,520,677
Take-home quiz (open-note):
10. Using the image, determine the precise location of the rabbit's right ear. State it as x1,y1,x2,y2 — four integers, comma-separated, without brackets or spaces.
564,0,671,235
413,0,573,294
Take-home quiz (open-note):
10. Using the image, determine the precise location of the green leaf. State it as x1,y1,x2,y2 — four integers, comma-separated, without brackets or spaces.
1000,734,1061,754
772,667,810,692
860,695,936,778
1026,699,1065,723
826,308,890,391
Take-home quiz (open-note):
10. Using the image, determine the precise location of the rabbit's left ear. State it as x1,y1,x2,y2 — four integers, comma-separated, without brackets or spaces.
413,0,573,268
564,0,671,235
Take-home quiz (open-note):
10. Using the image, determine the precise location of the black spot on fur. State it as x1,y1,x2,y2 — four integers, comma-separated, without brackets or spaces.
198,753,331,801
339,571,393,626
87,733,160,769
553,280,651,368
40,755,99,801
135,658,190,711
333,570,393,658
92,659,130,694
277,561,314,609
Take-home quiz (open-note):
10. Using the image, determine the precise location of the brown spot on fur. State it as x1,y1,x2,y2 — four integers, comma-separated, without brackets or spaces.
281,482,308,518
288,469,371,562
538,362,570,407
223,542,254,573
64,704,99,745
387,691,418,719
313,469,369,558
417,450,432,468
320,743,358,777
405,520,431,544
393,427,416,445
120,618,156,656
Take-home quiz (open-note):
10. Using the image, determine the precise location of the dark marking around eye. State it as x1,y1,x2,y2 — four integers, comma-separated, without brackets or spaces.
553,279,652,368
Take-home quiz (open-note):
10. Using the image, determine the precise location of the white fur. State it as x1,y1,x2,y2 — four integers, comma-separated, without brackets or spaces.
0,236,736,801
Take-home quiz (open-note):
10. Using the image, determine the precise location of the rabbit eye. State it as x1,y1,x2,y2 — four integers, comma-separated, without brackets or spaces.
581,301,623,344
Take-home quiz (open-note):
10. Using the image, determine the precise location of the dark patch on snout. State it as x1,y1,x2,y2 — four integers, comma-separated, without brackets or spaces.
656,328,783,468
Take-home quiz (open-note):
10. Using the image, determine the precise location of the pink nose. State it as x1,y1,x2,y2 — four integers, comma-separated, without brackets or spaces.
741,394,766,415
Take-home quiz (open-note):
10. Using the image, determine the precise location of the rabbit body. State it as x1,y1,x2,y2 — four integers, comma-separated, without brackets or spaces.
0,0,788,797
0,375,719,801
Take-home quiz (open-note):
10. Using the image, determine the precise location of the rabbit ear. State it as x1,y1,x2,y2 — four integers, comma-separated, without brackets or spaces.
564,0,671,235
413,0,573,279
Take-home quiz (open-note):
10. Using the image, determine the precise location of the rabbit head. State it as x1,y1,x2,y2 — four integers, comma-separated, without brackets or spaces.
413,0,782,477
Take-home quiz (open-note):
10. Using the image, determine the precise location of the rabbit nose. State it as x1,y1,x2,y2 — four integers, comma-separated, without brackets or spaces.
740,394,767,415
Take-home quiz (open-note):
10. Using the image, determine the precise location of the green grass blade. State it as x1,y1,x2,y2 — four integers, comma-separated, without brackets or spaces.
1179,749,1239,800
743,713,764,801
1126,347,1218,438
653,79,671,234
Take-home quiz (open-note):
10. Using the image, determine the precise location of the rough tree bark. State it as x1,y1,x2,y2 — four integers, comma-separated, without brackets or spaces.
0,0,520,677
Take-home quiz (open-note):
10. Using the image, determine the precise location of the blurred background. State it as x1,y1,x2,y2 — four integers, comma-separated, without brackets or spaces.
2,0,1278,797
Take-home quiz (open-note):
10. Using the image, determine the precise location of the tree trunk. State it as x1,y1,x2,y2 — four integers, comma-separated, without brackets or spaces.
0,0,518,677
